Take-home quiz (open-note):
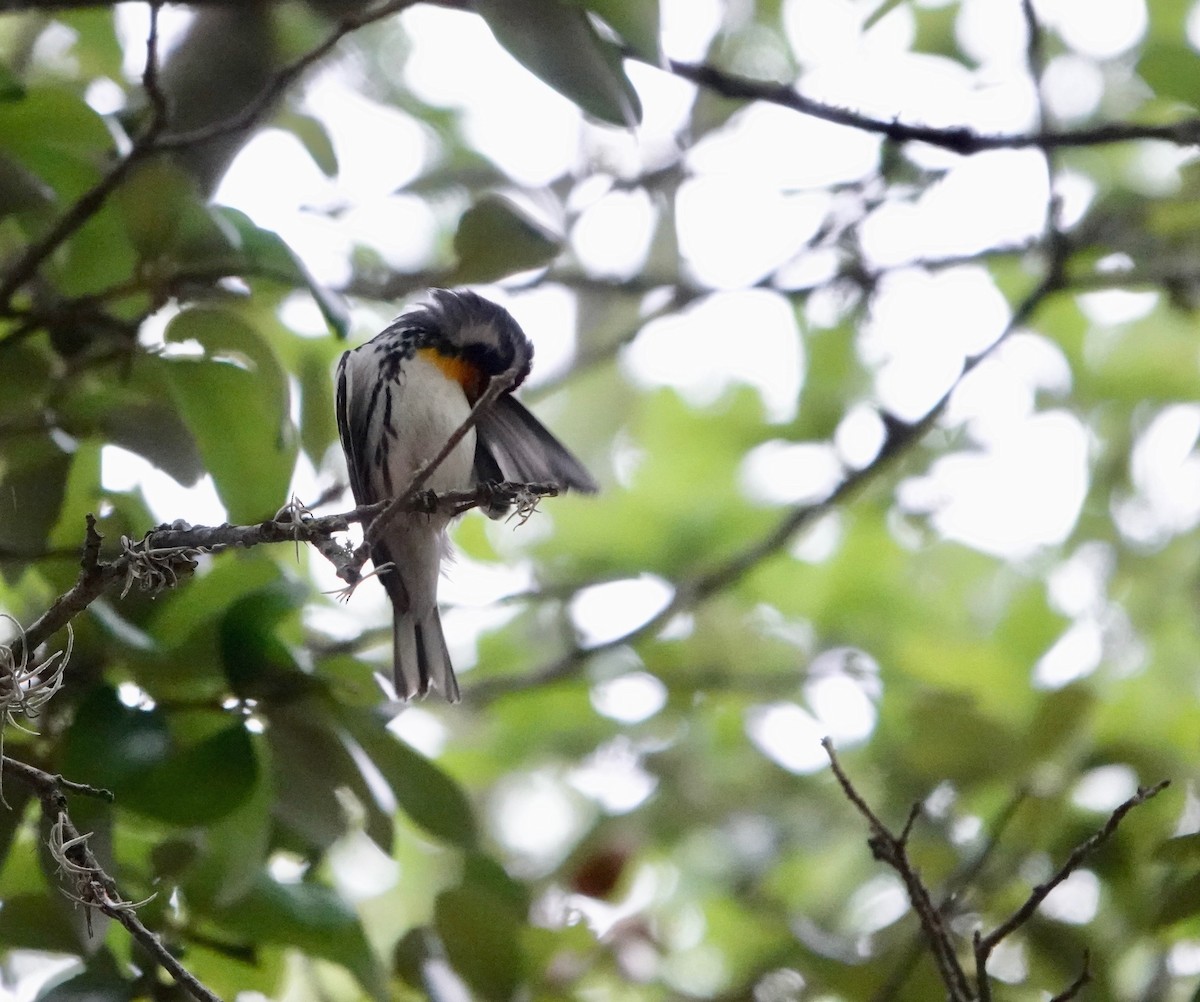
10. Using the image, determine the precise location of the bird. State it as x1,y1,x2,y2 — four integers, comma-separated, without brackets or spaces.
335,289,597,702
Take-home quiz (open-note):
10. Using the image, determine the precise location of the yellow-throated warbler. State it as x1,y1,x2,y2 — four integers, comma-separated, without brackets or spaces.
336,289,597,701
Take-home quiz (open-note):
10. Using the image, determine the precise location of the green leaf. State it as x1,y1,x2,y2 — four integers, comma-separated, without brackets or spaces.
1156,833,1200,864
0,893,85,955
161,309,297,522
182,736,273,908
298,340,340,462
218,587,305,698
474,0,642,126
1138,42,1200,109
213,874,388,1001
267,705,394,852
149,554,281,650
0,151,53,218
0,87,112,190
61,685,171,789
864,0,907,31
122,722,259,825
279,110,340,176
337,706,479,849
58,361,205,486
451,194,560,284
566,0,661,60
436,884,526,1001
1156,870,1200,928
114,158,208,261
0,437,70,563
212,207,350,338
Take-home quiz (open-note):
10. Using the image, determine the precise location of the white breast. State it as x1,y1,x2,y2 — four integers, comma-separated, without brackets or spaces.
386,352,476,496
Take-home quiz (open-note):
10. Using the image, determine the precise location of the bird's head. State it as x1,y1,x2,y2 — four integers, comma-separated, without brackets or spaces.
407,289,534,390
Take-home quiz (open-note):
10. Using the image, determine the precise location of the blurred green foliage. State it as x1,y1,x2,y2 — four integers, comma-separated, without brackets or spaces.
1,1,1200,1001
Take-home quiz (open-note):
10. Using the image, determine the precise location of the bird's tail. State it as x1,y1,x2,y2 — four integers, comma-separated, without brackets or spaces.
393,607,460,702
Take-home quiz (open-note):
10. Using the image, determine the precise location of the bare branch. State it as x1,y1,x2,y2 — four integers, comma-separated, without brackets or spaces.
822,738,973,1002
1048,953,1091,1002
10,483,560,666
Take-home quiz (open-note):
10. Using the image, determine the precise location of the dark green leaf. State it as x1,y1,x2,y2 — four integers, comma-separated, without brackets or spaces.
451,194,560,284
218,587,304,697
161,308,297,522
213,874,388,1001
1156,870,1200,928
0,893,85,955
114,158,207,261
0,437,70,564
212,207,350,337
0,151,53,218
267,705,394,852
279,111,340,176
436,884,525,1001
149,554,282,650
122,723,259,825
337,706,479,849
474,0,641,126
1156,833,1200,864
566,0,661,59
61,685,171,789
182,737,273,908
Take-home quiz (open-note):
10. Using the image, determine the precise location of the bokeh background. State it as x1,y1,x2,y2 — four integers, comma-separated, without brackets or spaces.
2,0,1200,999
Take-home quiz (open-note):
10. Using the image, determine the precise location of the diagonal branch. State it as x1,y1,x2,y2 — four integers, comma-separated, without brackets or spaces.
356,364,523,567
469,255,1067,702
973,781,1169,977
2,755,223,1002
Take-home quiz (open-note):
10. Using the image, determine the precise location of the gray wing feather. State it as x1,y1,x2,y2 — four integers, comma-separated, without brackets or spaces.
475,395,598,493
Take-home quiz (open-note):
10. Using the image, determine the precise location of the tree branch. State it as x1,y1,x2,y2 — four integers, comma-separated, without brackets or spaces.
973,781,1170,976
9,483,560,667
822,738,973,1002
0,0,419,316
2,755,222,1002
649,55,1200,155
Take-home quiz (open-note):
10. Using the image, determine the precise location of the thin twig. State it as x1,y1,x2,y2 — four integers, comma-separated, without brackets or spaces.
868,787,1028,1002
974,782,1169,961
1048,953,1091,1002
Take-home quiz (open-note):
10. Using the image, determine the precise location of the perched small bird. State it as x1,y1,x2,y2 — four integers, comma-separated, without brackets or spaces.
336,289,597,702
